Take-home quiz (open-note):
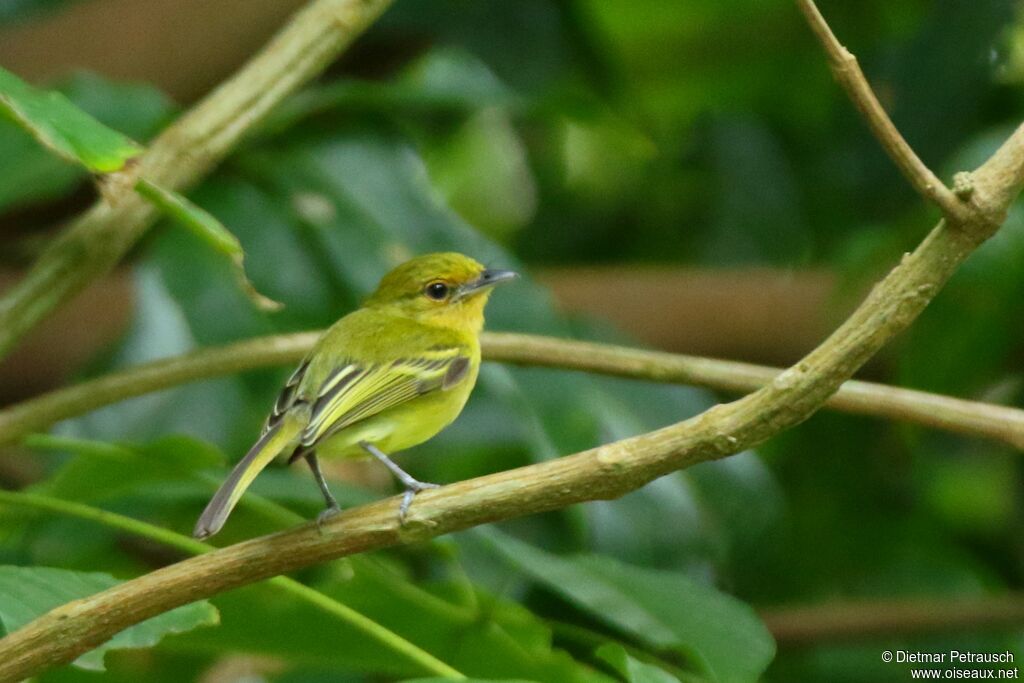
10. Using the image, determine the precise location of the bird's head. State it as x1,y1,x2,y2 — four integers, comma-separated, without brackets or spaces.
365,252,518,331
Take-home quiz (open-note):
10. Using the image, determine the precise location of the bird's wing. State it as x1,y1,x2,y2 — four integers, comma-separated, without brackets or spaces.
298,346,471,448
263,358,310,434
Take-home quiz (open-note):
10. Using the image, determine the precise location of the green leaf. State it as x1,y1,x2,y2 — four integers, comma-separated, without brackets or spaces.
381,0,581,93
0,66,142,173
401,46,522,109
168,569,607,682
0,565,218,671
57,72,175,141
15,432,600,680
56,264,258,454
0,435,228,564
423,107,537,239
0,124,82,212
595,644,682,683
28,434,224,504
700,118,809,265
135,179,284,312
0,72,174,213
267,47,522,132
472,529,775,683
20,432,373,542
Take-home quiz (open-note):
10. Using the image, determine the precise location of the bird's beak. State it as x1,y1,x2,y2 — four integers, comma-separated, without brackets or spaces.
457,268,519,299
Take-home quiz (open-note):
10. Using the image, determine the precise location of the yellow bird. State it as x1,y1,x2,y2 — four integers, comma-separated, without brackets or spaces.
194,252,517,539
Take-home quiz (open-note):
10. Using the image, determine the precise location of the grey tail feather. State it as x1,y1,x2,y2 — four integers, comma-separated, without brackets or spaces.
193,422,283,539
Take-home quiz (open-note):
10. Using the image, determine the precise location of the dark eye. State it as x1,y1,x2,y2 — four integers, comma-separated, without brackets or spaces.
424,281,450,300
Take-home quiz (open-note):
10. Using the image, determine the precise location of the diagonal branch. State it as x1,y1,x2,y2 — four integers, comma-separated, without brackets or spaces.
0,0,395,360
2,331,1024,450
1,113,1021,682
795,0,968,221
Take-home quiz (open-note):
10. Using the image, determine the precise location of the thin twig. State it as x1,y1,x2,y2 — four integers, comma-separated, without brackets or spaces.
795,0,968,221
484,334,1024,450
2,331,1023,450
763,594,1024,646
0,0,395,360
0,111,1021,680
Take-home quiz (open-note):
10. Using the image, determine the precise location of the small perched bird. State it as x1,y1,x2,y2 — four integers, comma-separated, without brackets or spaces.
194,252,517,539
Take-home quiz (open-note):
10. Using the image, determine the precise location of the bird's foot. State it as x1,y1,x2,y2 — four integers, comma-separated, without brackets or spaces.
398,480,440,523
316,503,342,532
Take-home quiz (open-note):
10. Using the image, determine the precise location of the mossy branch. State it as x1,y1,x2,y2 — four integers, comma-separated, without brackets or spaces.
0,0,395,360
2,331,1023,450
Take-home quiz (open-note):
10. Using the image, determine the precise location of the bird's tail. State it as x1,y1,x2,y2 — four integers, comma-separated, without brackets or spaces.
193,416,302,539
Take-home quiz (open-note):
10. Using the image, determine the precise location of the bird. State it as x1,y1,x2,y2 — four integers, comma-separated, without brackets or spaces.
193,252,517,539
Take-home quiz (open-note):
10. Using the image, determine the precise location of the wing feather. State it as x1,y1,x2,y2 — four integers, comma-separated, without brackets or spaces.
300,347,469,447
264,359,309,434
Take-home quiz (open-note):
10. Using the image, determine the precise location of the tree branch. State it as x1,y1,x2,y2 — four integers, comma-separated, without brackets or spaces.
485,334,1024,449
0,332,319,446
1,114,1021,681
763,594,1024,646
3,331,1024,451
795,0,968,220
0,0,394,360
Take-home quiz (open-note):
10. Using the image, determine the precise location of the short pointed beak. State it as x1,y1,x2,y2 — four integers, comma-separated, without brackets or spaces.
459,268,519,297
480,268,519,286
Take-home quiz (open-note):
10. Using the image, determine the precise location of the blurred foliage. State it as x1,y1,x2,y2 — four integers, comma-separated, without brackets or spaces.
0,565,218,670
0,0,80,25
467,528,775,681
1,0,1023,682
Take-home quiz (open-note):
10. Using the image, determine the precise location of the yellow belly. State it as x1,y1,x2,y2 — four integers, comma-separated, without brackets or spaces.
314,364,477,459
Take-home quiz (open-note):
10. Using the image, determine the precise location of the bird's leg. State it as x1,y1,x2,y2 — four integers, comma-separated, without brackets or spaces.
359,441,439,522
304,451,342,526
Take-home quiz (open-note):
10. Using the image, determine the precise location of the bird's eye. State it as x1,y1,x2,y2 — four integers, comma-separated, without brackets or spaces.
424,281,450,300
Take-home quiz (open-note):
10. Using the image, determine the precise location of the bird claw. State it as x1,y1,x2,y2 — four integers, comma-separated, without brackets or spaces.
316,504,342,532
398,480,440,523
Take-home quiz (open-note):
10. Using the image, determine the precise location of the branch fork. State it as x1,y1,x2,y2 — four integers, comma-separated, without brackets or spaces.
795,0,980,225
